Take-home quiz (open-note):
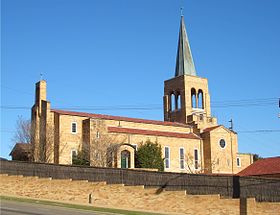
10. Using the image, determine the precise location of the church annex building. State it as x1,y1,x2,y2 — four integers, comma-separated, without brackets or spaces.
29,15,253,174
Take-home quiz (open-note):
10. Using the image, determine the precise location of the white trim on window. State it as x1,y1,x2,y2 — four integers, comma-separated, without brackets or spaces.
71,122,77,134
219,139,226,149
237,157,241,167
179,147,185,170
164,146,170,169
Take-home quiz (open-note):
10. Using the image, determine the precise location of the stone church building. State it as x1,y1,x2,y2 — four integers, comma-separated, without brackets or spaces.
31,16,253,174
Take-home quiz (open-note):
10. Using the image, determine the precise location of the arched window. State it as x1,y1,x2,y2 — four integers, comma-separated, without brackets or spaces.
171,93,176,111
177,94,181,110
198,89,204,109
191,88,197,108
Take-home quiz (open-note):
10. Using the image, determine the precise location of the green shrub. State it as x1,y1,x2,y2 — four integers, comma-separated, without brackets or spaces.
135,140,164,171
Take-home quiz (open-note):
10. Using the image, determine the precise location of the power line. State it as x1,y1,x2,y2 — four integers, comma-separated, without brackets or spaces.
1,83,278,105
0,85,33,95
237,129,280,133
0,129,15,133
1,85,279,109
212,97,277,104
0,105,160,111
1,128,279,134
0,97,278,111
1,83,278,106
0,103,277,111
211,98,278,108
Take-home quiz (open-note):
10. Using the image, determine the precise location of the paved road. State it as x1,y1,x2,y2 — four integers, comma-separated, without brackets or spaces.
0,199,119,215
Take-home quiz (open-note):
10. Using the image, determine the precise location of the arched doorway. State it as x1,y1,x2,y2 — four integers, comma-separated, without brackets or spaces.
121,150,131,168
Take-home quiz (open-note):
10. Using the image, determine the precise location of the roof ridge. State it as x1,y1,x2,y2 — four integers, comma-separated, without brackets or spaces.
51,109,191,128
202,125,221,133
108,126,201,140
237,156,280,176
109,126,192,134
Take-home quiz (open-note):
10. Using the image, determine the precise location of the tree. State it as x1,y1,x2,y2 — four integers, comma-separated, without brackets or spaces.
12,116,31,144
11,116,32,161
72,150,90,166
253,154,263,162
75,120,125,167
12,116,66,163
136,140,164,171
32,122,61,163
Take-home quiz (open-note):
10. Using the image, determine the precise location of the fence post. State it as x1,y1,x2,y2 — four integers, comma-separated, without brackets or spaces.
239,198,247,215
88,193,92,204
233,176,240,198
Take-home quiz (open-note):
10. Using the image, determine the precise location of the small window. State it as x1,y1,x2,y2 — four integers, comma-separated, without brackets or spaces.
177,95,181,110
237,157,241,167
219,139,226,149
164,147,170,169
71,122,77,134
194,149,199,169
191,88,197,108
71,150,77,164
96,131,100,139
179,148,185,169
227,159,231,166
198,89,204,109
216,158,220,165
95,152,101,160
171,94,176,111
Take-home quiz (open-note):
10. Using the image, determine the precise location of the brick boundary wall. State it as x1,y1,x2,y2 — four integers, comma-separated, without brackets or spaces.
1,160,279,202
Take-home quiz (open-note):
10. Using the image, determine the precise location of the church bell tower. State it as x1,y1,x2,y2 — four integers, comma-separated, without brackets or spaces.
163,15,216,129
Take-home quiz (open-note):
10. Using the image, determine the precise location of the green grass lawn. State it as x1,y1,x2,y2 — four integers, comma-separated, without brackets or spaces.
0,195,164,215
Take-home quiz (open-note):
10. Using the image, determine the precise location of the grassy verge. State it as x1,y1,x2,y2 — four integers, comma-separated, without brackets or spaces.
0,195,163,215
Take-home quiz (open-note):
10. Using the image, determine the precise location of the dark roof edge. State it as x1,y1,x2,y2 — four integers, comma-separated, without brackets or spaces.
108,126,201,140
51,109,191,128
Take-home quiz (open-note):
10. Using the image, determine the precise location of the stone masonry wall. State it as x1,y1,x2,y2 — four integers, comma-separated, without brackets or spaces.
1,174,279,215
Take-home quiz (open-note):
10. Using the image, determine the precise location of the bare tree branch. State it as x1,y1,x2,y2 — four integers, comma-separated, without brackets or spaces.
75,120,126,167
12,116,31,144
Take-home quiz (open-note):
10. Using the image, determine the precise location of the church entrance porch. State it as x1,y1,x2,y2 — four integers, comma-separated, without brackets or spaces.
114,144,135,169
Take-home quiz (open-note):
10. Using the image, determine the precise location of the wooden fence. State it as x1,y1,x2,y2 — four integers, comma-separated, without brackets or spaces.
0,160,279,202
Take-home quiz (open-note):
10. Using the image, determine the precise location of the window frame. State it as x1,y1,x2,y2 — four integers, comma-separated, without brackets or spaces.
194,149,199,170
219,139,226,149
237,157,241,167
71,149,78,164
164,146,170,169
71,122,77,134
96,131,100,139
179,147,185,170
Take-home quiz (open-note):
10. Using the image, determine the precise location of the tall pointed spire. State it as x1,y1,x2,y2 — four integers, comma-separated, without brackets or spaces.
175,15,196,77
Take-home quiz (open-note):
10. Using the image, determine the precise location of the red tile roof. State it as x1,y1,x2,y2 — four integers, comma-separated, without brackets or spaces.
51,109,190,128
202,125,221,133
108,126,200,139
237,157,280,176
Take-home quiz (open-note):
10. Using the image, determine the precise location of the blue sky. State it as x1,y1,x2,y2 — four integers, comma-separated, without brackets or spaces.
1,0,279,159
